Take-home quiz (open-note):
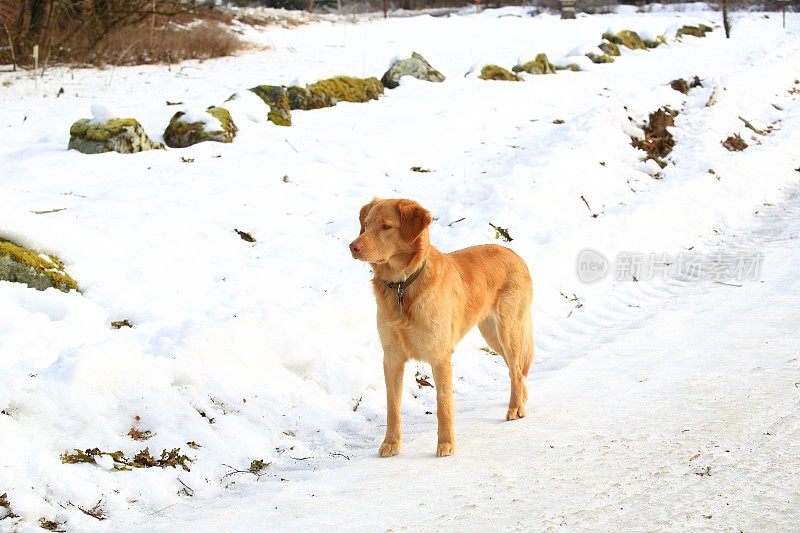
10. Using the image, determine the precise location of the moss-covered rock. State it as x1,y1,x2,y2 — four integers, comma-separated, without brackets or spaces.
381,52,446,89
512,53,556,75
585,52,615,64
603,30,647,50
0,239,78,292
643,35,667,48
287,76,384,111
163,106,237,148
68,118,164,155
598,40,621,56
248,85,292,126
478,65,522,81
677,25,712,38
555,63,582,72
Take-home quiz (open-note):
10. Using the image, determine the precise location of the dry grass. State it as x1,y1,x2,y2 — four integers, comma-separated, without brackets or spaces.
89,19,244,66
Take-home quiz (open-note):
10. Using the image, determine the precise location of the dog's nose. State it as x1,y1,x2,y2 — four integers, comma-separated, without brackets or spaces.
349,241,361,256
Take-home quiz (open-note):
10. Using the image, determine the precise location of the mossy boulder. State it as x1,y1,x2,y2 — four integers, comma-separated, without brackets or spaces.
643,35,667,48
598,40,621,56
287,76,383,111
677,25,711,38
512,53,556,75
0,239,78,292
68,118,164,155
248,85,292,126
163,106,237,148
603,30,647,51
555,63,581,72
381,52,446,89
586,52,615,64
478,65,522,81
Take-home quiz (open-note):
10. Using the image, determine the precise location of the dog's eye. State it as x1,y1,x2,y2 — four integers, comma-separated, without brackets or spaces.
381,224,392,231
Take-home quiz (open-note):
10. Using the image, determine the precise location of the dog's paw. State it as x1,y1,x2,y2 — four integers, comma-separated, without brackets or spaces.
436,442,455,457
379,441,401,457
506,405,526,421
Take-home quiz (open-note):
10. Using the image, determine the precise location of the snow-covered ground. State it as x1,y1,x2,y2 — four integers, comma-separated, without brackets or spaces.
1,5,799,531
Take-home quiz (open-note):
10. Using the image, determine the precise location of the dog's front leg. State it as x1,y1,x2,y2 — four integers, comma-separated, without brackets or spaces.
431,358,456,457
379,354,405,457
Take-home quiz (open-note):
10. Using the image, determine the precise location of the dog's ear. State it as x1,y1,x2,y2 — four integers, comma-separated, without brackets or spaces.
359,198,379,234
398,199,432,244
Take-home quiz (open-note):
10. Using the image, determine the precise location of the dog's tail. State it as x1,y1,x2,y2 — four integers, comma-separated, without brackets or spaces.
521,308,535,376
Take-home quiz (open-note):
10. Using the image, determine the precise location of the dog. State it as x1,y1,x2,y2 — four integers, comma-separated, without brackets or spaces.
349,198,534,457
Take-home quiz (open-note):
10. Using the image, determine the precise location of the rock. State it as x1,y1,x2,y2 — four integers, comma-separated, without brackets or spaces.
603,30,647,50
512,53,556,75
0,239,78,292
643,35,667,48
163,106,237,148
287,76,384,111
248,85,292,126
586,52,615,64
478,65,522,81
68,118,164,154
381,52,446,89
677,25,711,38
555,63,582,72
598,40,620,56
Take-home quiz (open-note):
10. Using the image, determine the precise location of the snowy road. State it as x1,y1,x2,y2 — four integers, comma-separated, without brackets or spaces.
134,188,800,531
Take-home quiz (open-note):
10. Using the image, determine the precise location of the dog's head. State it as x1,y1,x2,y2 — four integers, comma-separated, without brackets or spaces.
349,198,432,264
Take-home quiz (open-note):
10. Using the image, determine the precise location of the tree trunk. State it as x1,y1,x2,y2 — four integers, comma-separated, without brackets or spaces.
722,0,731,39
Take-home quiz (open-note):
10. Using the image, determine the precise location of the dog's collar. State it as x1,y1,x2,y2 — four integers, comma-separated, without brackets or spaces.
384,258,427,310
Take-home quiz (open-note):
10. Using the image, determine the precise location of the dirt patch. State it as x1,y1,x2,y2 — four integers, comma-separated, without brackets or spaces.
722,133,748,151
630,107,678,168
670,76,702,95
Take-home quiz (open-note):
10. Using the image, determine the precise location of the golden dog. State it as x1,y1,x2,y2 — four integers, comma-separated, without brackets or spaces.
349,198,534,457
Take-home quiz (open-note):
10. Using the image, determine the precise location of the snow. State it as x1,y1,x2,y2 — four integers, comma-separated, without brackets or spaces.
1,6,799,531
89,103,118,125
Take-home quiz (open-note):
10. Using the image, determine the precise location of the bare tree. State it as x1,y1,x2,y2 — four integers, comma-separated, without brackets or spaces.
721,0,731,38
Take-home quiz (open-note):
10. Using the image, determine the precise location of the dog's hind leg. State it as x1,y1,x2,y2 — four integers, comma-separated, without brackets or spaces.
495,298,533,421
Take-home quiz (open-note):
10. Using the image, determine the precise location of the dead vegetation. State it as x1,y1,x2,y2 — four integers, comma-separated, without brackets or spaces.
722,133,748,151
61,446,193,471
39,518,64,531
670,76,702,94
630,107,678,168
0,1,246,68
1,493,17,519
489,223,513,242
75,500,107,521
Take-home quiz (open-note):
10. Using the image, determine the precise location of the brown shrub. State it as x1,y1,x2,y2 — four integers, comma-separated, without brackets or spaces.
89,20,244,66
